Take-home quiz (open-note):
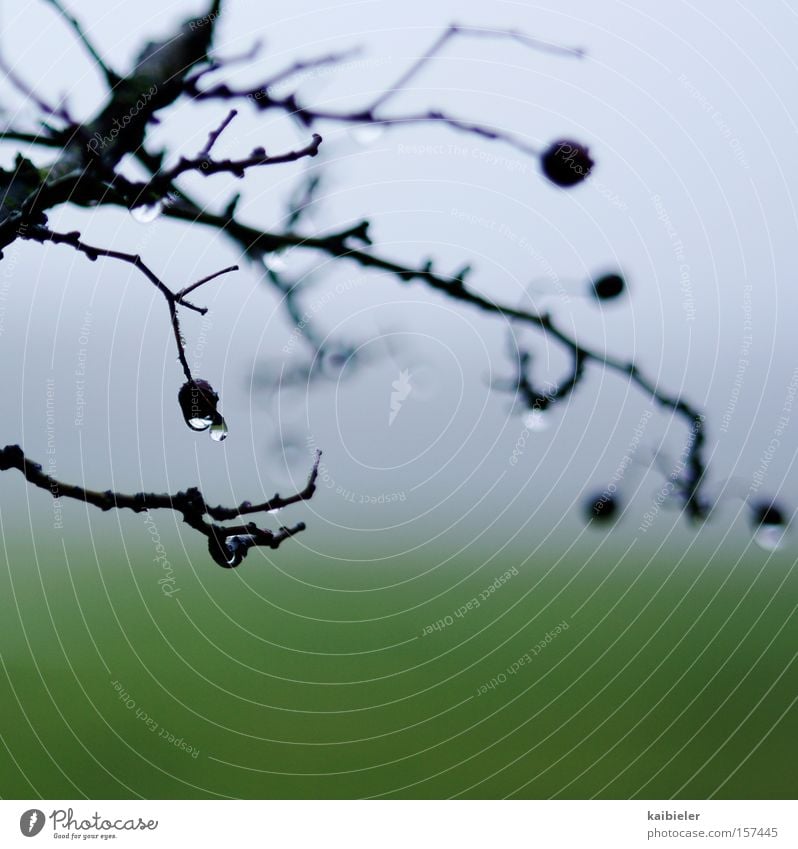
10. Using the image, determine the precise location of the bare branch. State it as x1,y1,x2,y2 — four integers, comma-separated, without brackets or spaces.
0,444,321,567
138,133,322,196
187,22,584,159
0,52,70,122
22,226,212,382
368,23,584,113
40,0,121,87
176,264,239,301
199,108,238,157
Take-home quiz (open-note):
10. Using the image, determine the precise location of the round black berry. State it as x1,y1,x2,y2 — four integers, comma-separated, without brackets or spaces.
585,492,619,523
750,500,786,528
541,139,594,188
591,273,625,301
178,378,221,431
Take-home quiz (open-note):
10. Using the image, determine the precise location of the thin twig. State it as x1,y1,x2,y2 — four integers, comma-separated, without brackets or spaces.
41,0,121,87
22,226,211,382
188,21,584,158
0,53,69,121
369,23,584,112
0,445,322,565
176,264,239,300
199,108,237,157
139,133,322,196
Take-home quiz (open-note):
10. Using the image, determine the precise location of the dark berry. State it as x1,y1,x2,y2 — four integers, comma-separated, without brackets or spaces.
541,139,594,188
178,378,220,431
591,273,625,301
750,500,786,528
585,492,619,523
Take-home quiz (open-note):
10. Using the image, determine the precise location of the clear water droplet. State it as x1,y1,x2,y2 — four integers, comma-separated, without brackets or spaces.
130,201,163,224
226,533,258,563
754,525,785,551
262,252,287,272
209,418,228,441
523,410,549,432
350,125,384,146
188,415,213,431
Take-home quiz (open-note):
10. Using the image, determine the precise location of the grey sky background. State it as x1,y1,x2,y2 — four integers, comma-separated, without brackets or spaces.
1,0,797,562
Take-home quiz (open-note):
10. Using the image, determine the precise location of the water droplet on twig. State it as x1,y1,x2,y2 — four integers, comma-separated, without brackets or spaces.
350,125,384,146
209,417,228,442
750,500,787,551
130,201,163,224
262,252,287,272
178,379,228,441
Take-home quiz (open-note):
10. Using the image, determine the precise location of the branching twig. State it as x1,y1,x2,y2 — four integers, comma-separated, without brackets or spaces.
0,1,716,565
188,22,584,159
157,198,711,514
368,23,584,113
41,0,121,87
199,108,238,157
22,225,226,382
0,445,322,566
135,133,322,201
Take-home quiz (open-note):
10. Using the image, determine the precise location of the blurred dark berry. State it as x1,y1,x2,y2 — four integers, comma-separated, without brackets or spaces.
750,500,786,528
585,492,619,523
591,273,625,301
541,139,594,188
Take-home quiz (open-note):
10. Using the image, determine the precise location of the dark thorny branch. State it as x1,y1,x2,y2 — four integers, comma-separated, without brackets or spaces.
0,444,321,568
0,0,745,566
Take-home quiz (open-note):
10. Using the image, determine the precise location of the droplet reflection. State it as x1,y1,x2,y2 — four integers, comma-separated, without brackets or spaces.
130,202,163,224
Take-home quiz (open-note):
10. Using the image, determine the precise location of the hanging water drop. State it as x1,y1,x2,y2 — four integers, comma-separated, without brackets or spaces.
130,201,163,224
262,252,287,272
750,500,787,551
350,125,384,146
754,525,785,551
209,417,228,442
208,533,246,568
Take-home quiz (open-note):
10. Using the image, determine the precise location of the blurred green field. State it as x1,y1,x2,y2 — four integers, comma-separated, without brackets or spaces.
0,526,796,800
